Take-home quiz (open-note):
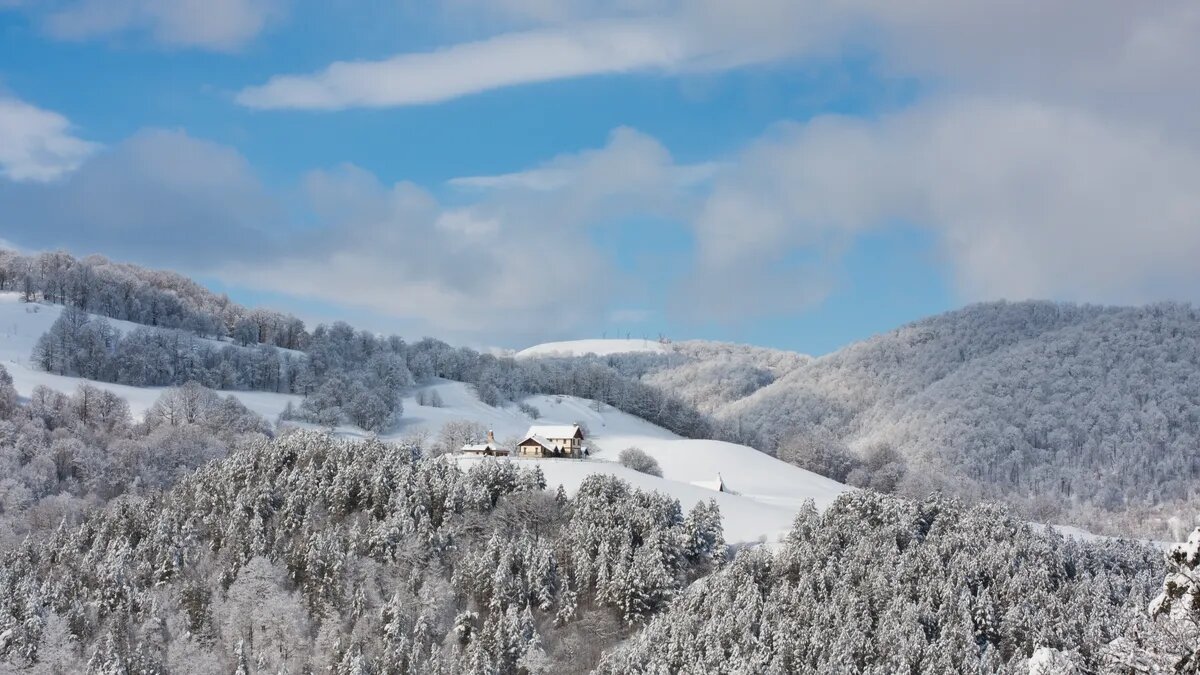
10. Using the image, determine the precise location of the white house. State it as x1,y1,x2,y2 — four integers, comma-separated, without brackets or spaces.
516,424,587,458
462,430,510,456
692,474,726,493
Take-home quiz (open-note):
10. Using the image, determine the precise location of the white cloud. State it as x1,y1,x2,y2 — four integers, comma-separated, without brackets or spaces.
0,128,277,265
42,0,280,50
235,0,849,110
450,159,719,191
217,128,694,343
237,0,1200,142
237,20,691,109
220,165,612,339
435,209,501,238
13,0,1200,335
845,0,1200,141
0,127,680,343
0,96,98,182
688,98,1200,311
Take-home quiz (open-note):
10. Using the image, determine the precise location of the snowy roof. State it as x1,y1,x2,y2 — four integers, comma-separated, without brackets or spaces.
527,424,582,440
518,434,559,450
462,442,506,452
692,475,725,492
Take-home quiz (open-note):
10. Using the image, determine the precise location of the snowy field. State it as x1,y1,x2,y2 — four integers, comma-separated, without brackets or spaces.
1,293,1122,546
0,293,303,420
372,379,853,545
0,294,846,544
515,338,668,358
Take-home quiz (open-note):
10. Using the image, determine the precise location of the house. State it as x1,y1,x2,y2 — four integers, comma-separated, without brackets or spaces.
462,430,510,456
516,424,587,458
692,474,726,493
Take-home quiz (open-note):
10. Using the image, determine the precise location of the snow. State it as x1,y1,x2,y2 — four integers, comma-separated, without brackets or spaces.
522,434,557,450
1027,646,1074,674
1,293,1140,548
526,424,581,439
246,376,1143,547
372,379,853,545
515,338,668,359
459,454,801,545
0,293,302,420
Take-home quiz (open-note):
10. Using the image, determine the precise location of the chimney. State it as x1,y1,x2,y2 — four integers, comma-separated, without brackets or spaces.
486,430,495,444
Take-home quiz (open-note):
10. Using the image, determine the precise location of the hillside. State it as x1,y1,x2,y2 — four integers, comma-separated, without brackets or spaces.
0,292,302,420
10,251,1199,542
515,339,668,358
716,301,1200,536
315,378,849,545
0,431,1168,673
0,291,848,546
0,259,1188,671
518,339,811,415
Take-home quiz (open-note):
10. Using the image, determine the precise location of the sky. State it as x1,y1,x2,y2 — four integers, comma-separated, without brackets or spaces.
1,1,1198,355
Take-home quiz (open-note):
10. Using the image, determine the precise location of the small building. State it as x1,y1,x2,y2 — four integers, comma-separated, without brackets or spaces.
692,474,726,493
462,430,510,457
517,424,587,458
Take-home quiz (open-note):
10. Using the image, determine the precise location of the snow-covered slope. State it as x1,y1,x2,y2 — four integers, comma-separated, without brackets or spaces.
367,379,852,545
459,454,802,545
0,293,301,420
0,294,846,544
515,338,668,359
1,293,1121,546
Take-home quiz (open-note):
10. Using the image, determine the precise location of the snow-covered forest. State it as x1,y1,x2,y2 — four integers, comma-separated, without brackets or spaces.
703,302,1200,536
12,250,1200,539
3,249,1200,672
528,303,1200,538
0,431,726,673
2,428,1196,672
3,249,709,437
0,367,271,548
4,422,1195,667
13,250,1200,539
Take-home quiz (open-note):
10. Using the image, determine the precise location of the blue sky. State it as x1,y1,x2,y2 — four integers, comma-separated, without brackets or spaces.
1,1,1198,354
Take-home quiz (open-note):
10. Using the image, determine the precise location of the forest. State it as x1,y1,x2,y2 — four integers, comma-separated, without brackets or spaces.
0,422,1195,673
14,248,1200,538
3,249,1200,671
6,249,710,438
539,302,1200,539
708,301,1200,537
0,429,726,673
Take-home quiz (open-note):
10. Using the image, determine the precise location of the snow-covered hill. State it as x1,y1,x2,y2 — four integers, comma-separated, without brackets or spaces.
515,338,668,358
0,292,1131,546
0,293,301,420
365,379,852,545
716,300,1200,537
0,294,847,545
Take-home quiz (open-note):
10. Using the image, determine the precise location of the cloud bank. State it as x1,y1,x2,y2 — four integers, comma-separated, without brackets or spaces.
6,1,1200,343
691,98,1200,312
0,96,99,182
0,128,277,266
33,0,280,50
237,21,690,109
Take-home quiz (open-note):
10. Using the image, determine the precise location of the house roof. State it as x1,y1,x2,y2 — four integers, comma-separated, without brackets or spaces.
527,424,582,439
692,474,725,492
462,442,505,452
518,434,559,450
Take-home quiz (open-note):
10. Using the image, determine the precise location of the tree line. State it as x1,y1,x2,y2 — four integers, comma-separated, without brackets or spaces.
0,430,724,673
30,303,714,438
0,249,307,349
1,420,1195,673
